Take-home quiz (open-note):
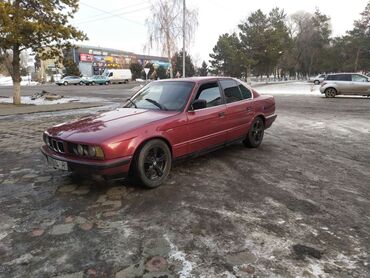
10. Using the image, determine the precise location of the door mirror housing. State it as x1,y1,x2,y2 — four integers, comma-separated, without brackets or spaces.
191,99,207,110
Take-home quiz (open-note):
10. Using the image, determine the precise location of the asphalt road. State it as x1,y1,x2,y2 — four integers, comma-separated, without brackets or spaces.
0,83,369,277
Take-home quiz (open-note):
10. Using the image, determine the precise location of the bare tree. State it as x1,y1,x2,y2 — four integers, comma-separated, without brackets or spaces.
146,0,198,78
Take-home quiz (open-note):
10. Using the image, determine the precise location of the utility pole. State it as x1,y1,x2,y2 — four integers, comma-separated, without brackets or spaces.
182,0,186,78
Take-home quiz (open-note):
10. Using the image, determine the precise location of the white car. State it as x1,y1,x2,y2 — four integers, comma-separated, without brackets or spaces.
56,76,83,86
311,74,326,85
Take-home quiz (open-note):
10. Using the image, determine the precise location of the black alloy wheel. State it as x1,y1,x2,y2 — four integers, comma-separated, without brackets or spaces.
132,139,171,188
243,117,264,148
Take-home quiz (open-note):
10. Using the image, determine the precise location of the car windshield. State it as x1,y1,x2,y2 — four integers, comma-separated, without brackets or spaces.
125,81,194,111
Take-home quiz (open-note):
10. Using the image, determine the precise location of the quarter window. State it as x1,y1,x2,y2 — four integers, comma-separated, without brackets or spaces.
195,82,223,108
238,84,252,99
220,80,243,103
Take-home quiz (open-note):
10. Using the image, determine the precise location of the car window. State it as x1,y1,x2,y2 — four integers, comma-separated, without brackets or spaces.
220,79,243,103
326,74,350,81
129,81,194,111
195,82,223,108
352,74,368,82
340,74,351,81
238,84,252,99
319,74,325,78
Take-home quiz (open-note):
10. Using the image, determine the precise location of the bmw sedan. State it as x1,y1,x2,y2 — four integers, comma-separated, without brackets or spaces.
41,77,277,188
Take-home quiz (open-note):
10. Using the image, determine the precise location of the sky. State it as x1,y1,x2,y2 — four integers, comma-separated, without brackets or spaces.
70,0,369,66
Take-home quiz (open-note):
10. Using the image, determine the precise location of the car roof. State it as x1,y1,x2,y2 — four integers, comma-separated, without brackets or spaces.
327,72,363,75
154,76,238,84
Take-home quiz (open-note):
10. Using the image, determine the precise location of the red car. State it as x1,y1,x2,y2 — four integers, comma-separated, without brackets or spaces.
41,77,277,188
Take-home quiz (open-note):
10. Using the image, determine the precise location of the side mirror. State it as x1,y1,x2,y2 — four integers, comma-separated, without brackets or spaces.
192,99,207,110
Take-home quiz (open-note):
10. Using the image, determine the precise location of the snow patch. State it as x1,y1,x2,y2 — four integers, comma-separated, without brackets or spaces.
0,96,105,105
0,75,38,86
164,234,194,278
256,82,321,95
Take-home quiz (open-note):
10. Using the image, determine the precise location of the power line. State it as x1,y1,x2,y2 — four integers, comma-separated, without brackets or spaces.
78,1,149,22
76,1,150,25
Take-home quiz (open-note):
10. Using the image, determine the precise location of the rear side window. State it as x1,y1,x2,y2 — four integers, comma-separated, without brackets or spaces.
238,84,252,99
220,79,243,103
327,74,351,81
195,82,223,108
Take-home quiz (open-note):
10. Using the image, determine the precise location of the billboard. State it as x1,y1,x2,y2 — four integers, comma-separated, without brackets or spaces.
79,53,93,62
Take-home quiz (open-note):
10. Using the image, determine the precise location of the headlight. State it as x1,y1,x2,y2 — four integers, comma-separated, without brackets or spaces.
71,144,104,159
77,144,84,155
88,146,96,157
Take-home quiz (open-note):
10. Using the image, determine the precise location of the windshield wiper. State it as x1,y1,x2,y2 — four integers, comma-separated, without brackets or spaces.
127,98,137,108
145,98,167,110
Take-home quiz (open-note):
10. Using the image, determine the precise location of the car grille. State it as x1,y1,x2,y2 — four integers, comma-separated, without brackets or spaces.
44,135,65,153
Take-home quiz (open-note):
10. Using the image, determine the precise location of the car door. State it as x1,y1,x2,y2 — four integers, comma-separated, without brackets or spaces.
335,74,352,94
219,79,255,141
186,81,228,153
350,74,370,95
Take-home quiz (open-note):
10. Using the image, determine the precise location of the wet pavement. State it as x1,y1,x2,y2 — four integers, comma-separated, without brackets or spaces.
0,88,370,277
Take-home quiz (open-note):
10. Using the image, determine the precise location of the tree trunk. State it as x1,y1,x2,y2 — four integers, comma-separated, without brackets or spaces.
165,30,173,78
354,47,360,72
12,45,21,105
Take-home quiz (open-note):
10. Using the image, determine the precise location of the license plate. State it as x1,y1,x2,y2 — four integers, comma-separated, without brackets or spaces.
47,156,68,171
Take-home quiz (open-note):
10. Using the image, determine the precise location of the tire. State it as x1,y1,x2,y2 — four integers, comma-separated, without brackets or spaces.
243,117,264,148
91,81,95,86
131,139,172,188
314,80,320,85
79,81,83,85
105,81,109,85
324,88,337,98
63,81,68,86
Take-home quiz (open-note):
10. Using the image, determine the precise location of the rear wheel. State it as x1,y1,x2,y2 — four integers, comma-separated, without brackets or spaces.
131,139,172,188
79,81,83,85
314,80,320,85
105,81,109,85
91,81,95,86
243,117,264,148
324,88,337,98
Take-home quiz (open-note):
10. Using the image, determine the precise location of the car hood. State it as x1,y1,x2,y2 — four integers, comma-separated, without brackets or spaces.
46,108,177,144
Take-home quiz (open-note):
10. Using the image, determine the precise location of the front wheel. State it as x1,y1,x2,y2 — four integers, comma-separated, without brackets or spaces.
91,81,95,86
131,139,172,188
324,88,337,98
79,81,84,85
105,81,109,85
243,117,264,148
314,80,320,85
63,81,68,86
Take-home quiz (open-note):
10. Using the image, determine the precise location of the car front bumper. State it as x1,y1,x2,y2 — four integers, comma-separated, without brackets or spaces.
40,145,132,177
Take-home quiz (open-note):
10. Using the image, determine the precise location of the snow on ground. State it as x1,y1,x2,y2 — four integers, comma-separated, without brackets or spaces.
0,96,105,105
0,76,39,86
255,81,321,95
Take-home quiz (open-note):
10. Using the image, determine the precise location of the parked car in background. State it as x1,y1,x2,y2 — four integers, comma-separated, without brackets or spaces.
83,75,110,85
320,73,370,98
41,77,277,188
103,69,132,84
56,76,83,86
311,74,326,85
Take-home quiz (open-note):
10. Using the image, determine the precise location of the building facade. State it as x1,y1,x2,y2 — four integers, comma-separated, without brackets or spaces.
68,45,170,76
